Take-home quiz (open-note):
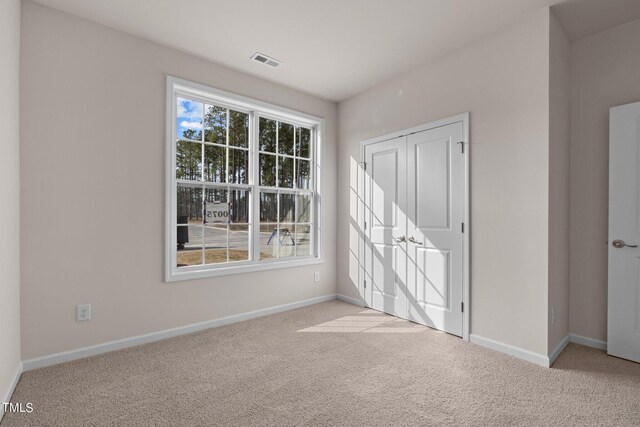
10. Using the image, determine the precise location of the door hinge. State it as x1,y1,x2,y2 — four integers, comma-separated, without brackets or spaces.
457,141,465,154
461,222,465,233
363,280,367,289
360,161,367,170
461,302,464,313
364,221,367,230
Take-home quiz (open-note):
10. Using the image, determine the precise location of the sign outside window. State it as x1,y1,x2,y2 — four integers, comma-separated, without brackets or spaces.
205,202,229,224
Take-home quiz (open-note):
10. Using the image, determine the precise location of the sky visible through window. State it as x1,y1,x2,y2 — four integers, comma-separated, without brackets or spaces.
176,98,203,139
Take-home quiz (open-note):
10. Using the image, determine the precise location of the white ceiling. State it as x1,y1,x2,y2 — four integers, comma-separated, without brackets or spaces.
32,0,640,102
553,0,640,41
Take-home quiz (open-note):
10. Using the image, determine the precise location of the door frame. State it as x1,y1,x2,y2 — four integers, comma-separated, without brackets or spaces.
358,112,470,341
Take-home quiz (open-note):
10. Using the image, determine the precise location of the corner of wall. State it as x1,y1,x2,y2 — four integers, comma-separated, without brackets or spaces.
547,8,571,357
0,0,22,409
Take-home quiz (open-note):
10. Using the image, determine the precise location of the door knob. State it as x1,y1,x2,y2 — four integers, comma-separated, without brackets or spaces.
408,236,423,245
394,235,406,243
613,239,638,248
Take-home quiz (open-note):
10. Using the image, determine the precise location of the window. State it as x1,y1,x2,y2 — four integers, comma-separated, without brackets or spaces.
166,77,323,281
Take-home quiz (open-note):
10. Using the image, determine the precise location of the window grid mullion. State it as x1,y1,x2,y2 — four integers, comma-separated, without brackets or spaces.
275,121,280,259
293,128,297,257
205,141,248,151
252,113,261,263
226,186,230,263
257,186,313,195
250,114,255,261
226,109,230,263
199,182,251,190
258,151,304,159
200,102,206,265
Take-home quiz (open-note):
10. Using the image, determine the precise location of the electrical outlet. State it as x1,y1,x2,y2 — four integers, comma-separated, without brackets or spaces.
76,304,91,322
551,307,556,326
314,272,320,282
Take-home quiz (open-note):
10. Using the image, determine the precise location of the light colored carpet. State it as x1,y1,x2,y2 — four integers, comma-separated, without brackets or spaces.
3,300,640,426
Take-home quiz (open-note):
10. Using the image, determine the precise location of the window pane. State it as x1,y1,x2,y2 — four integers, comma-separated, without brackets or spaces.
177,225,189,249
176,225,203,267
176,98,203,141
204,145,226,183
228,148,248,184
176,140,202,181
260,223,278,260
204,188,228,264
229,110,249,148
229,224,250,262
278,224,295,258
296,159,311,189
259,117,276,152
295,224,312,257
204,224,228,264
260,154,276,186
296,194,311,223
260,192,277,222
279,193,295,223
204,105,227,144
230,190,249,223
297,127,311,158
278,122,294,156
205,188,228,204
279,157,294,188
177,185,202,224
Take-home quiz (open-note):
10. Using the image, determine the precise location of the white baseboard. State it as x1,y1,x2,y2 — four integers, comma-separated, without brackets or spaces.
1,362,23,422
23,294,338,372
19,293,610,374
569,333,607,350
470,334,550,367
549,334,570,366
336,293,365,307
469,332,608,368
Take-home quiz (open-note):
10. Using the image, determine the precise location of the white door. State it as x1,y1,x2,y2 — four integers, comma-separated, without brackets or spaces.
362,121,465,337
363,137,408,318
609,101,640,363
406,123,464,336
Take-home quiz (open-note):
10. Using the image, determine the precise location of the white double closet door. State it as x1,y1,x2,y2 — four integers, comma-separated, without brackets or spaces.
362,121,465,336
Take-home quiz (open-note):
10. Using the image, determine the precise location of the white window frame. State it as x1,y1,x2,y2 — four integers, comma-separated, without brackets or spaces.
166,76,325,282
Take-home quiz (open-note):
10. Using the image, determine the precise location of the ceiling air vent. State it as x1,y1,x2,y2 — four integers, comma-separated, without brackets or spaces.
251,52,281,68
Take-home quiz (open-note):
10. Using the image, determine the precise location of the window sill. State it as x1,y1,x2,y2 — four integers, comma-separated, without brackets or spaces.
165,256,324,282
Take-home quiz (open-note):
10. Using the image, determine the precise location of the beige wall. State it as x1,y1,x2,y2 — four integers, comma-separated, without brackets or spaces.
20,1,338,360
338,9,551,355
569,17,640,342
0,0,22,408
548,11,571,353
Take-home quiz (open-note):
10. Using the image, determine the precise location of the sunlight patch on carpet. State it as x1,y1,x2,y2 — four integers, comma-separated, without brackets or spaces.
297,314,427,333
